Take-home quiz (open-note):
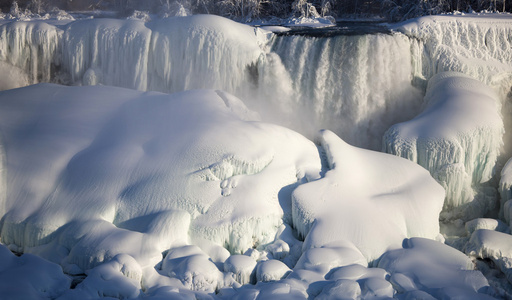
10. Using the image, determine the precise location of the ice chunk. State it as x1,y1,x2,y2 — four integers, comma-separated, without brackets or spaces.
293,130,444,263
161,245,223,293
316,279,361,300
384,72,503,220
61,254,142,299
466,229,512,285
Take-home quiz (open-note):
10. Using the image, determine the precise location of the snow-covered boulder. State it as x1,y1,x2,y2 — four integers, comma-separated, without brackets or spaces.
379,237,492,299
0,84,322,272
224,254,257,285
466,229,512,286
383,72,503,220
293,130,445,263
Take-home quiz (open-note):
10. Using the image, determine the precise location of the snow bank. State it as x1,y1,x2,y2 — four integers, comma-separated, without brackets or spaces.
292,130,445,263
383,72,503,220
0,84,321,272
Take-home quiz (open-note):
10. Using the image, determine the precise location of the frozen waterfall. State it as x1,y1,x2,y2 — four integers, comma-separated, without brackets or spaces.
1,15,512,151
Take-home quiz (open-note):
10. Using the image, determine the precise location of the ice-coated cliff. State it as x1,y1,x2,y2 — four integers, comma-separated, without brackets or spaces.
383,72,504,220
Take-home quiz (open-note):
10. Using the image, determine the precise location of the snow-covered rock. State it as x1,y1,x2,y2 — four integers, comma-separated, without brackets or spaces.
293,130,445,263
379,237,492,299
224,254,257,285
465,218,510,235
383,72,503,220
466,229,512,286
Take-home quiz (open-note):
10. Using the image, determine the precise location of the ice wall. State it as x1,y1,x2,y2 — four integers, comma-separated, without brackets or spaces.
383,72,504,220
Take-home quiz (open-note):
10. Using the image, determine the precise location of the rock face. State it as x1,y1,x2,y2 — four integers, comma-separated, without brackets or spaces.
383,72,504,220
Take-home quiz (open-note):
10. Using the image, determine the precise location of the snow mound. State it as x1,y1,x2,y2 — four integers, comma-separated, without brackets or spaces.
0,84,321,272
292,130,445,263
224,254,257,285
466,229,512,286
379,237,492,299
383,72,504,220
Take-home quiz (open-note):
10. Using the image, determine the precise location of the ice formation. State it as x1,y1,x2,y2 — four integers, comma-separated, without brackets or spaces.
395,14,512,97
383,72,504,220
292,130,445,263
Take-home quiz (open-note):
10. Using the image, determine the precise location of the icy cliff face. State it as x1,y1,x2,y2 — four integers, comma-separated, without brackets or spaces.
383,72,504,220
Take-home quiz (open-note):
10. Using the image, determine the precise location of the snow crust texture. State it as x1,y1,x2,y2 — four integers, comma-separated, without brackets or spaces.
384,72,504,220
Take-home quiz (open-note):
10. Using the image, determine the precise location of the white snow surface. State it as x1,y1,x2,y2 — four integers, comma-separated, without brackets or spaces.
293,130,445,263
383,72,504,220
